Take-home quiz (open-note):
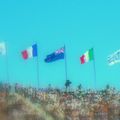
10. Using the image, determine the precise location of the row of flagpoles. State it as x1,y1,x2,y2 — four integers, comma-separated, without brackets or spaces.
0,42,97,89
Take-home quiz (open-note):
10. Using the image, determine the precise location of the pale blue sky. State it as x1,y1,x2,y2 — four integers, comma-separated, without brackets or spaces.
0,0,120,89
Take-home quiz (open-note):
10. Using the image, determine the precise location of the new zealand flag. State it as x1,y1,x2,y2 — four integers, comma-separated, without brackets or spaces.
45,47,65,63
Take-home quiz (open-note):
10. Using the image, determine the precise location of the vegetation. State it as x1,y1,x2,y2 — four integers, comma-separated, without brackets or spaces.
0,83,120,120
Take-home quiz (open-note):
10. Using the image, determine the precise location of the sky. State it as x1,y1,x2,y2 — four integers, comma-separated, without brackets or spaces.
0,0,120,89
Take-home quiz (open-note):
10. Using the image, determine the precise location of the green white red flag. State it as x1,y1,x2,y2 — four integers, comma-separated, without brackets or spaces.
80,48,94,64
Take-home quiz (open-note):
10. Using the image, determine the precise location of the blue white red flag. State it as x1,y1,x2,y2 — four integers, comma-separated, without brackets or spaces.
21,44,38,60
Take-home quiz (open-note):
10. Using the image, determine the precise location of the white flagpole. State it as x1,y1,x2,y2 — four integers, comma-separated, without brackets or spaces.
36,43,40,89
64,45,68,81
93,48,97,90
37,55,40,89
5,42,9,84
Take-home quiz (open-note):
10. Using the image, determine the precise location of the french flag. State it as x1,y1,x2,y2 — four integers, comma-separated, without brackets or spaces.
21,44,38,60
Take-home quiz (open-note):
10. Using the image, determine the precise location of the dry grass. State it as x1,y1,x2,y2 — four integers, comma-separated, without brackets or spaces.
0,93,56,120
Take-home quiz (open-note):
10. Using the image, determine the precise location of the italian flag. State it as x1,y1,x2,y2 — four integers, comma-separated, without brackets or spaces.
80,48,94,64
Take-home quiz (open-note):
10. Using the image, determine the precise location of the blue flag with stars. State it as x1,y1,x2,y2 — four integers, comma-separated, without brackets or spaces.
45,47,64,63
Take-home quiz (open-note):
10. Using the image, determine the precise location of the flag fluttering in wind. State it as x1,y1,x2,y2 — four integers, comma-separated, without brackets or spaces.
0,42,6,55
108,49,120,66
80,48,94,64
21,44,38,60
80,48,96,89
45,47,64,63
21,43,39,88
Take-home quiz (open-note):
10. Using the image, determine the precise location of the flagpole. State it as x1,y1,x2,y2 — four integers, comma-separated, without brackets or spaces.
37,54,40,89
36,43,40,89
93,47,97,90
5,42,9,84
64,45,68,81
